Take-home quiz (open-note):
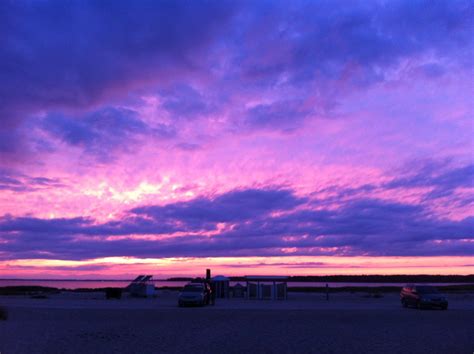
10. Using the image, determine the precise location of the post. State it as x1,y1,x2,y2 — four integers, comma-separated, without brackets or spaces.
326,283,329,301
206,269,211,281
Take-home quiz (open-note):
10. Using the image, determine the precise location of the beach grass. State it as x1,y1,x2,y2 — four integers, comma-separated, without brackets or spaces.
0,286,60,296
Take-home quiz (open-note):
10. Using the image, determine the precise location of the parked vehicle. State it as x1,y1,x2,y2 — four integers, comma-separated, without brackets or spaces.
190,280,212,304
400,285,448,310
178,283,209,307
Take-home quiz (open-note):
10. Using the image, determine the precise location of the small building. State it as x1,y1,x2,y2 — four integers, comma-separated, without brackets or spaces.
126,275,156,297
245,276,288,300
231,283,245,298
212,275,230,298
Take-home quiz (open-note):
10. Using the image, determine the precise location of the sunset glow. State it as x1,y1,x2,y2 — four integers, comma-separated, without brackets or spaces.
1,0,472,278
1,256,472,279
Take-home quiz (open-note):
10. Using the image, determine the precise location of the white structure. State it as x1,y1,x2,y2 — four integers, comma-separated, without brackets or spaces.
126,275,156,297
245,276,288,300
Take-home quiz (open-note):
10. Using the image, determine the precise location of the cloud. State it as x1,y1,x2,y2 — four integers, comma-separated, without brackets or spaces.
243,100,311,131
40,107,175,161
0,129,31,164
0,185,472,260
0,215,91,235
174,143,201,151
0,1,472,265
0,0,236,123
1,0,471,154
160,85,216,120
4,263,111,272
236,0,472,86
380,160,474,213
0,0,235,160
313,161,474,211
385,160,474,191
0,169,65,192
131,188,306,228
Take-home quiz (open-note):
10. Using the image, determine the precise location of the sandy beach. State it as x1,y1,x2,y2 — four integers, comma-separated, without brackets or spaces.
1,291,473,354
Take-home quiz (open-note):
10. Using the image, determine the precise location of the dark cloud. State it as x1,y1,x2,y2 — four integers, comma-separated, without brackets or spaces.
385,161,474,191
160,85,216,120
0,0,235,123
0,169,65,192
131,188,306,226
0,129,35,164
220,0,472,130
1,0,471,161
0,215,91,235
0,0,235,160
0,186,472,260
243,100,311,131
384,161,474,206
41,107,175,161
311,161,474,209
236,0,472,86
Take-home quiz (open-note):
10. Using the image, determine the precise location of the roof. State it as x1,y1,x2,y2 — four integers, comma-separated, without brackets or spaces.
245,276,288,281
212,275,230,281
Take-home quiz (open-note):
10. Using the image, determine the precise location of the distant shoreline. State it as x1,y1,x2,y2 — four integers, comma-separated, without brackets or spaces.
169,274,474,283
1,274,473,282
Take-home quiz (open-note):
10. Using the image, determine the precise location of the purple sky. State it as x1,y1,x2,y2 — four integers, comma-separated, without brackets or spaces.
0,0,473,277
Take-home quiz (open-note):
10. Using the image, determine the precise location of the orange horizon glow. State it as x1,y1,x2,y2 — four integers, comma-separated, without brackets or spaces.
1,256,473,279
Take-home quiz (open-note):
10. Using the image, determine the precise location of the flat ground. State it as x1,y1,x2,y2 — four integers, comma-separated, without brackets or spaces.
0,291,473,354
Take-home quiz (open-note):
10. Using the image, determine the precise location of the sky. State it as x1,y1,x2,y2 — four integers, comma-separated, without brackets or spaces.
0,0,473,279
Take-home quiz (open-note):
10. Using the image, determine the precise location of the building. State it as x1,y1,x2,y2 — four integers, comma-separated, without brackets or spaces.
245,276,288,300
212,275,230,298
232,283,245,298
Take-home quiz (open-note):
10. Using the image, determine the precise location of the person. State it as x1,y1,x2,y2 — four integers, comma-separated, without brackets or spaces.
210,281,216,305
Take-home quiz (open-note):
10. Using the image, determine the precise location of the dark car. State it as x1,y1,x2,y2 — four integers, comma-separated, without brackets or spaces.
400,285,448,310
178,283,209,307
190,280,212,304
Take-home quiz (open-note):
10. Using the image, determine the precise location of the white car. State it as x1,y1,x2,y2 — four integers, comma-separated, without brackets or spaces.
178,284,209,307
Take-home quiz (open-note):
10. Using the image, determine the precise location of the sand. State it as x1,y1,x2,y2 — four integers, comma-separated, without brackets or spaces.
0,291,473,354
